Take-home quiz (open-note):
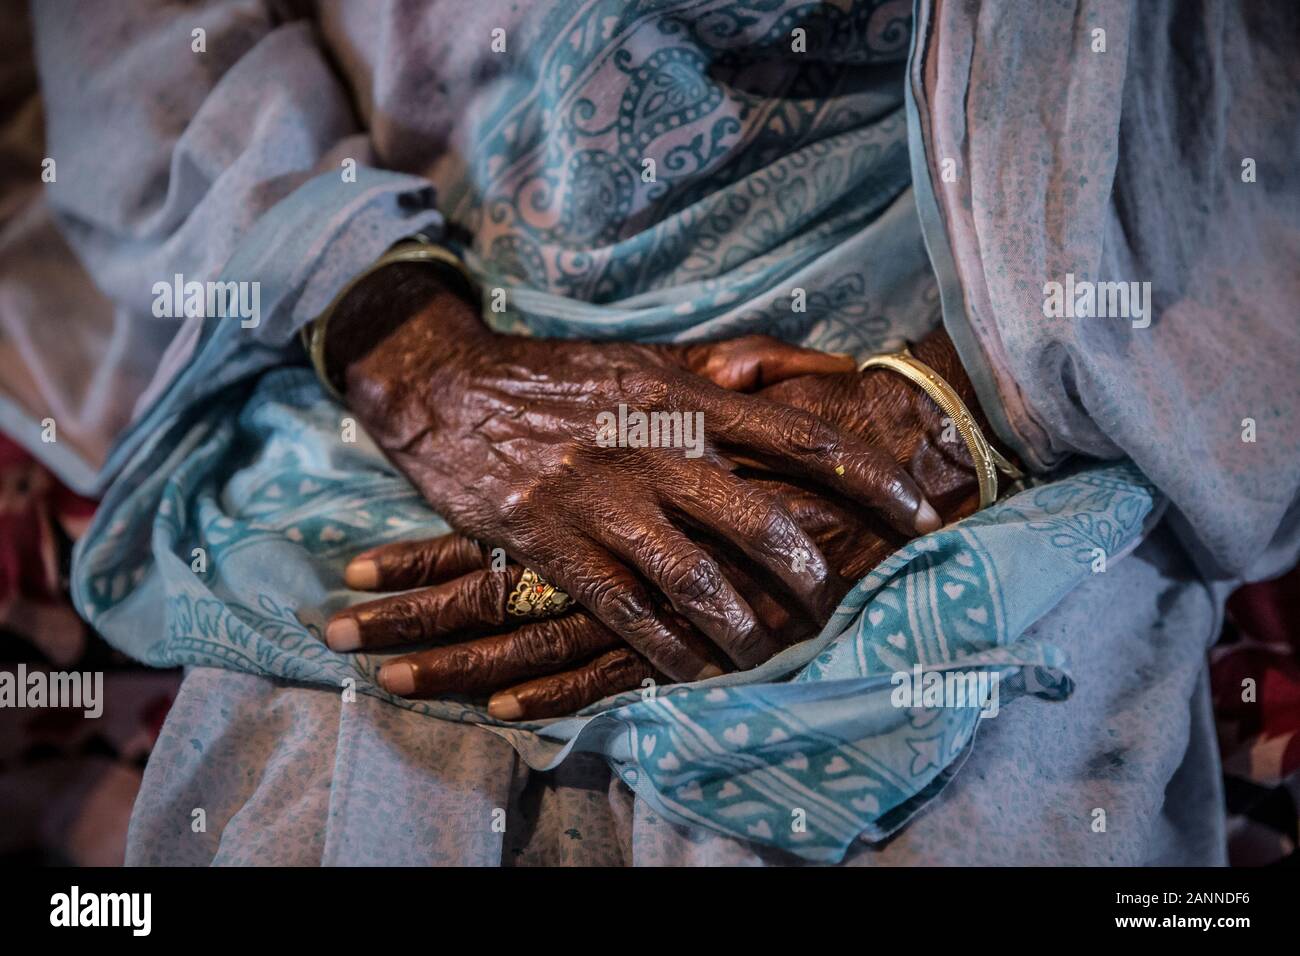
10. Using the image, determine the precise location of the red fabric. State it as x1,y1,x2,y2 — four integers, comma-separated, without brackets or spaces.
0,434,97,604
1212,567,1300,786
1211,566,1300,865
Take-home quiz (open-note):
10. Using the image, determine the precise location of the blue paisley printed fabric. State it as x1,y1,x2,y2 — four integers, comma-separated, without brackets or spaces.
446,0,924,351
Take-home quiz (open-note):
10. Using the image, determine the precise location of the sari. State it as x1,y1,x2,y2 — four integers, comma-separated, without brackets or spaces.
5,0,1297,863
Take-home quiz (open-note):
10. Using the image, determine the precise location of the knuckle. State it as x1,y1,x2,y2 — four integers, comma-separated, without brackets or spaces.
383,593,435,641
618,367,671,407
352,374,402,422
547,619,585,661
781,412,837,457
412,545,441,583
527,675,576,715
515,625,562,668
577,664,609,700
440,644,488,682
476,569,512,621
725,609,765,660
658,548,724,605
452,534,486,566
588,649,643,696
748,503,822,580
583,577,655,633
751,498,799,551
498,485,539,523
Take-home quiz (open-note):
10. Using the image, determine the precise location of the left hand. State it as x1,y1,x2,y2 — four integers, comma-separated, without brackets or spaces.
335,478,843,720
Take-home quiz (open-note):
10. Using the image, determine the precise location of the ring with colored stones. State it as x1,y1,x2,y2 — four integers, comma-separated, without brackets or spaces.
507,568,572,618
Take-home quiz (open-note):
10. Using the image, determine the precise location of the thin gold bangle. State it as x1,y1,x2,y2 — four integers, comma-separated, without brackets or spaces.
859,347,1023,510
301,238,477,401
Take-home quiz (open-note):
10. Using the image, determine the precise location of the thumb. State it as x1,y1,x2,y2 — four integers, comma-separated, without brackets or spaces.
677,335,855,391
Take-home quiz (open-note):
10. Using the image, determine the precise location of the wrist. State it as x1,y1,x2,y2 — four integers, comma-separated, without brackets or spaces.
909,328,994,444
320,259,486,397
324,259,489,401
339,279,497,453
870,328,1014,522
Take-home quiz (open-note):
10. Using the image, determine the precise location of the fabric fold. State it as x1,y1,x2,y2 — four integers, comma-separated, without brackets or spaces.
907,0,1300,576
76,358,1161,860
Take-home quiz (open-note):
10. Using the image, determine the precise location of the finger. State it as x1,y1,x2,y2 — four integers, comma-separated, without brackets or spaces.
344,533,490,590
707,544,808,644
376,611,621,698
325,565,524,651
488,648,660,721
691,385,940,535
676,335,856,391
656,457,843,622
533,537,722,683
589,512,782,670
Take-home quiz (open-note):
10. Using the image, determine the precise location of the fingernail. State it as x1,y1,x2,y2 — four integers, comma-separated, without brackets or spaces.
488,692,524,721
344,558,379,590
378,662,415,695
914,500,941,533
325,616,362,652
694,663,724,681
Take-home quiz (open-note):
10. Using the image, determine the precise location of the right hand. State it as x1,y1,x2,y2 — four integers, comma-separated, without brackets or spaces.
332,277,939,682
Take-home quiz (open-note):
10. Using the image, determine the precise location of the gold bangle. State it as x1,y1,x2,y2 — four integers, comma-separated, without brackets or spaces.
859,347,1023,510
301,237,477,401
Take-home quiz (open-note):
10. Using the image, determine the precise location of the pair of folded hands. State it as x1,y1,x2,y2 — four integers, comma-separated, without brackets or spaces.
315,263,989,720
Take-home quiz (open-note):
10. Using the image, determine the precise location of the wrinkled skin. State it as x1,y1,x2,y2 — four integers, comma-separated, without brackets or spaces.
331,278,942,681
330,307,1003,720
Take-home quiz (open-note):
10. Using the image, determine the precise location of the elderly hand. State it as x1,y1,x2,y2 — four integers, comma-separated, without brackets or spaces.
330,266,940,682
335,485,831,720
330,328,996,719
